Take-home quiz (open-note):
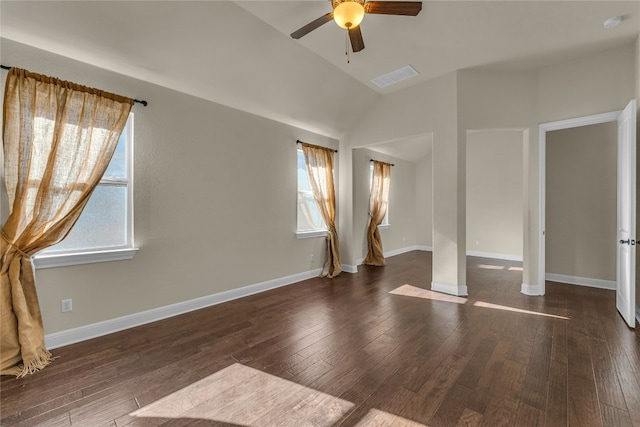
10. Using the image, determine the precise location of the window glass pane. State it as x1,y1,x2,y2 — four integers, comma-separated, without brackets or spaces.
47,185,127,252
297,149,311,193
297,149,326,231
297,191,326,231
102,128,127,180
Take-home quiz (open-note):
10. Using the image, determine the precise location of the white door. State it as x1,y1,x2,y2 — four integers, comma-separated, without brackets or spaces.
616,99,637,328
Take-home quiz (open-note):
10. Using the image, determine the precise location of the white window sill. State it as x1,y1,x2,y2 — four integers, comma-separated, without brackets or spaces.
296,230,328,239
33,247,138,269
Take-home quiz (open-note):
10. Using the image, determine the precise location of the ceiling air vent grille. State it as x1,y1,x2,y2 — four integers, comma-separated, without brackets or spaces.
371,65,419,88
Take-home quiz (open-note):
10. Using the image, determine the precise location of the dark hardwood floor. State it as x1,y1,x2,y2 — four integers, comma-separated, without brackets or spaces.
1,251,639,426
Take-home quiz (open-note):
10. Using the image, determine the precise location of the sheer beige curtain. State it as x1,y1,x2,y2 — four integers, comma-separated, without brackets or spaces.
1,68,133,377
301,143,342,278
363,161,391,266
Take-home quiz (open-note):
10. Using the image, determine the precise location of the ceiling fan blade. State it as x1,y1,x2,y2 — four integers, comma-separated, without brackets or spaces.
364,1,422,16
349,26,365,52
290,12,334,39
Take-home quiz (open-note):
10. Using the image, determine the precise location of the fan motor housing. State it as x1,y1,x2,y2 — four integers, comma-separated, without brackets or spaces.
331,0,365,10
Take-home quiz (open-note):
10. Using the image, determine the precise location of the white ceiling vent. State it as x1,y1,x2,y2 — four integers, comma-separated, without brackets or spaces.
371,65,419,88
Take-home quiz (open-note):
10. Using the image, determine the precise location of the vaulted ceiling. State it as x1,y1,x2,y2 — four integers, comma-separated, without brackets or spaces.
1,1,639,144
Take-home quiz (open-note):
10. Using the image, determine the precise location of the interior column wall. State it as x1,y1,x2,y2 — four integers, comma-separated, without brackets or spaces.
416,152,433,248
345,72,464,293
456,69,539,291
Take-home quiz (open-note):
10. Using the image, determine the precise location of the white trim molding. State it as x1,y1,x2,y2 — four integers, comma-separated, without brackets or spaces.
545,273,616,290
356,245,433,265
34,247,138,269
45,267,322,349
431,281,468,296
295,230,328,239
342,264,358,274
521,282,543,296
466,250,522,262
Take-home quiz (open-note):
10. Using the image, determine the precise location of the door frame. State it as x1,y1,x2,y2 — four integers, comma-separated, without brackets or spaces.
538,109,624,297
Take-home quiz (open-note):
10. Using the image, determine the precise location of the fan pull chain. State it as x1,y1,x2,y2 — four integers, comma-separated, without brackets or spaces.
345,30,350,64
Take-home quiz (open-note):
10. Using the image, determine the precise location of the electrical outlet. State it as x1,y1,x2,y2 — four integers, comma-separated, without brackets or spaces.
310,253,314,262
61,299,73,313
475,240,479,246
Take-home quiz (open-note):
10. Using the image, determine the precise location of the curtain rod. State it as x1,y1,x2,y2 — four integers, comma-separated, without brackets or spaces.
296,140,338,153
370,159,395,167
1,65,148,106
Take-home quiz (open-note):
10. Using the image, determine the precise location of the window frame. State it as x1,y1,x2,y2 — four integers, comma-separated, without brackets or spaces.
33,113,138,268
295,147,329,239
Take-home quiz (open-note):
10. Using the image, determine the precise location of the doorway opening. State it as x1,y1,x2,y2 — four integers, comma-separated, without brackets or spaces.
537,101,636,327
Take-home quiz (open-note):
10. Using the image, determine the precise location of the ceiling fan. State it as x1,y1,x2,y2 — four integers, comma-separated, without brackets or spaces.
290,0,422,56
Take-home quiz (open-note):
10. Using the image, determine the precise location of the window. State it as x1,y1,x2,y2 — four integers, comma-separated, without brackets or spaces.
296,148,327,238
34,114,137,268
370,162,390,227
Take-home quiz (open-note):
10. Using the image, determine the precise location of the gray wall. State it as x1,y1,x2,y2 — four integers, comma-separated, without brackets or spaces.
546,122,617,281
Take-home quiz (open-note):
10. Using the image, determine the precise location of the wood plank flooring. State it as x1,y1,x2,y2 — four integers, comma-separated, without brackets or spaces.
1,251,639,426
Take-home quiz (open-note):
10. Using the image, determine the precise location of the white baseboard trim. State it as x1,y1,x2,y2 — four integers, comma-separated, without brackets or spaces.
431,281,468,296
545,273,615,290
356,245,433,266
45,267,323,350
466,250,523,261
521,282,543,296
342,264,358,274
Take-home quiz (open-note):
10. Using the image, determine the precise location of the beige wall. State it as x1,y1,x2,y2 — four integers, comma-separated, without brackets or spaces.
546,122,617,281
352,148,417,261
466,130,523,259
539,44,636,123
416,153,433,247
1,39,338,334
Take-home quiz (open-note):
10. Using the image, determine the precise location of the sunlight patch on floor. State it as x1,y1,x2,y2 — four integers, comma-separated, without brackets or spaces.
472,301,569,319
354,408,427,426
130,363,353,425
477,264,505,270
476,264,523,272
389,284,467,304
390,284,569,320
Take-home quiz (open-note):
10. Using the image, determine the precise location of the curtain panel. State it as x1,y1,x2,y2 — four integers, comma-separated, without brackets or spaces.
1,68,133,377
301,143,342,278
363,161,391,266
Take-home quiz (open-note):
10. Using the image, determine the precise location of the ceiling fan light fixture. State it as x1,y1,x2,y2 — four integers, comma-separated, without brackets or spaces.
333,1,365,29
